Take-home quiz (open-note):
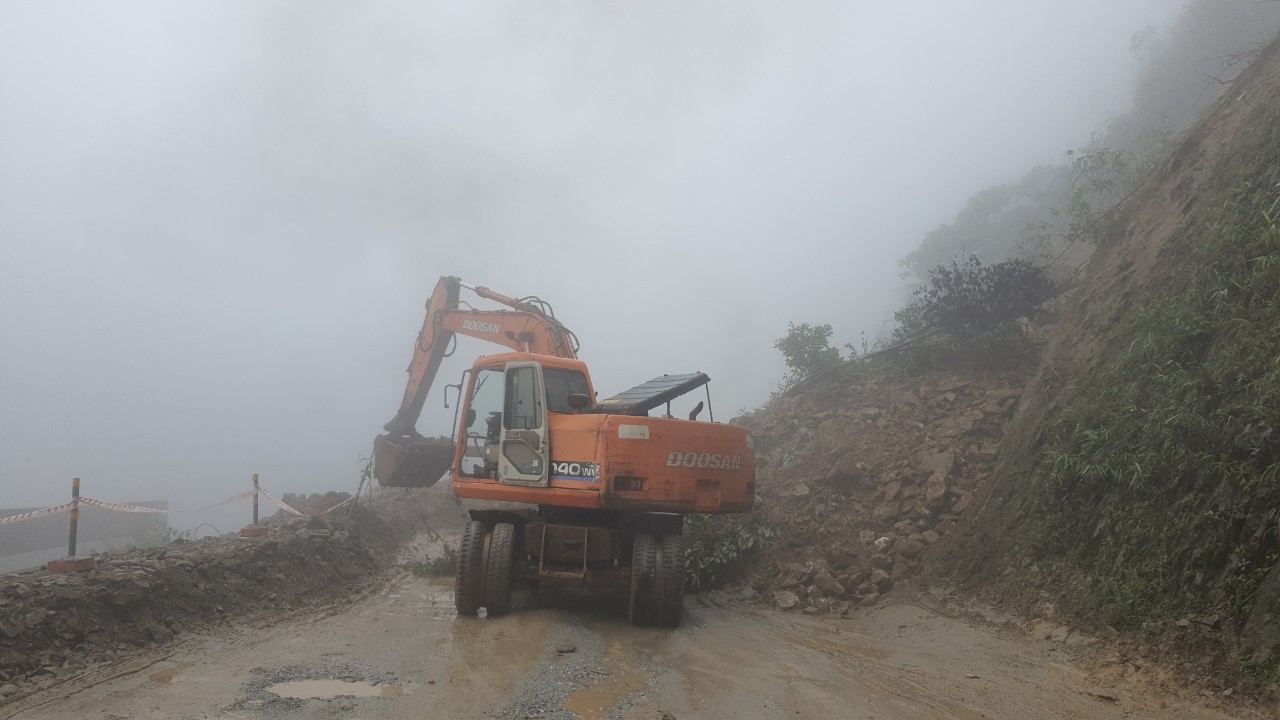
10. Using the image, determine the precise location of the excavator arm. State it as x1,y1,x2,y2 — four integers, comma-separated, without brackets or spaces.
375,276,580,487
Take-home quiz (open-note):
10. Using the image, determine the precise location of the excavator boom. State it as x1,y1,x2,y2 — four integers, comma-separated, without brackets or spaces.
375,276,579,487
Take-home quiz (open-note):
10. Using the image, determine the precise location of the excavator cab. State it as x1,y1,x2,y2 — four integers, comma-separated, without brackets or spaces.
455,355,597,487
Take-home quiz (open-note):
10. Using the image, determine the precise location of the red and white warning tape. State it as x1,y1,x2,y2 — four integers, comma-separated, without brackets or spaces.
0,501,76,526
2,487,357,524
79,489,258,515
255,487,356,517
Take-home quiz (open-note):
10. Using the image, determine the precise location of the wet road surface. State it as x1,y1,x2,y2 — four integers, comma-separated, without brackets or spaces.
0,572,1255,720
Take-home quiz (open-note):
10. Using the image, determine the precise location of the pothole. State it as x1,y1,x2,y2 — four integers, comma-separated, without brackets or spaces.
267,679,406,699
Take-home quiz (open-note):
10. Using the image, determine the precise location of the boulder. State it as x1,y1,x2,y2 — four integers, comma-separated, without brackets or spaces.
774,591,801,610
813,569,846,597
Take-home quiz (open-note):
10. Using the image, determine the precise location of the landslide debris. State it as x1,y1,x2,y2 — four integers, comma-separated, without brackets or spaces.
733,365,1030,615
0,484,463,707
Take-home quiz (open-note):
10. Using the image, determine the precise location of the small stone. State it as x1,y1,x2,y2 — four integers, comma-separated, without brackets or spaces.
870,569,892,592
0,683,18,695
774,591,801,610
925,471,950,509
792,483,810,497
556,644,577,654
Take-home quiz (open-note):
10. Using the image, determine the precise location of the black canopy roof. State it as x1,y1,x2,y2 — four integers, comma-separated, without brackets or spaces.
593,372,710,416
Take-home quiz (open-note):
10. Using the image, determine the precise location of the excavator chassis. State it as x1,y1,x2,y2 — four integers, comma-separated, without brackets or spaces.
457,509,686,627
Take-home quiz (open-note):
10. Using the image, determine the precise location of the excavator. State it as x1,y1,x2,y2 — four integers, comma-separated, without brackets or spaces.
374,276,755,626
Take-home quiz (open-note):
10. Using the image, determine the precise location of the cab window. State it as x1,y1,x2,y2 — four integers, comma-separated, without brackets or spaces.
544,369,590,413
504,366,544,430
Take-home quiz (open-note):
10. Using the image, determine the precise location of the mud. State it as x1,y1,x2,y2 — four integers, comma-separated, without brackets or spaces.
2,571,1263,720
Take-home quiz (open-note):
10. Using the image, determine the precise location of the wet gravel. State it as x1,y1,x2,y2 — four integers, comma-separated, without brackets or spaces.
487,614,662,720
489,620,606,720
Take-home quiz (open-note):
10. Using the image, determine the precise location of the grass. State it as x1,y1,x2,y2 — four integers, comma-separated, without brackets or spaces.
404,544,458,577
1028,109,1280,639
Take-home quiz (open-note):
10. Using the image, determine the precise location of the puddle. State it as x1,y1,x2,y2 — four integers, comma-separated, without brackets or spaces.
562,642,653,719
149,662,195,685
267,679,406,699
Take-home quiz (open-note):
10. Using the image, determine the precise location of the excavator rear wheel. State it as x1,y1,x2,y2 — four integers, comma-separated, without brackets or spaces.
628,533,659,626
655,533,685,628
455,520,488,616
484,523,515,615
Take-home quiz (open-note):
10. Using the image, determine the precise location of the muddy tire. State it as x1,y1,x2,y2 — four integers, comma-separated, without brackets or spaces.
656,533,685,628
485,522,515,615
456,520,487,616
629,533,659,626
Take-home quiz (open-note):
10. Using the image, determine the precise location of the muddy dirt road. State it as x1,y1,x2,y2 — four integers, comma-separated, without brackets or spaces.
1,570,1254,720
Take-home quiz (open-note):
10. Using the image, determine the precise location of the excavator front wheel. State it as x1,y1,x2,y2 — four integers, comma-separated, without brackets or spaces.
455,520,489,616
484,523,516,615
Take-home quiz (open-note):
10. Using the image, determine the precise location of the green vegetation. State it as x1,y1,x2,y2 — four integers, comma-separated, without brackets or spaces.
1034,111,1280,637
890,255,1052,373
774,322,843,386
683,512,775,591
404,544,458,577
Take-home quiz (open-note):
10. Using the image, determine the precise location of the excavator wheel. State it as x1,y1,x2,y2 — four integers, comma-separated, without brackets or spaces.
455,520,488,616
484,523,515,615
655,533,685,628
628,533,659,626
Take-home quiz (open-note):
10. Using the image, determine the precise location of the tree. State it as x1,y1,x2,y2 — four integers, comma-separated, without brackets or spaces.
774,322,841,384
916,255,1052,334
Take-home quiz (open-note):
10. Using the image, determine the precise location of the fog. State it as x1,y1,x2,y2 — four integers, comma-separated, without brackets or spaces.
0,1,1184,522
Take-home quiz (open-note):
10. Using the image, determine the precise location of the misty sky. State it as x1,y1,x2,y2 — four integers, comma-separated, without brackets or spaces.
1,1,1185,522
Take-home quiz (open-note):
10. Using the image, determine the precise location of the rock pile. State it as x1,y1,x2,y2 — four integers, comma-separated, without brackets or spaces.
733,367,1030,615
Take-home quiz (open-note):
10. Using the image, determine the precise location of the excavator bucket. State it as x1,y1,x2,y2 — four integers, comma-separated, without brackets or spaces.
373,434,455,488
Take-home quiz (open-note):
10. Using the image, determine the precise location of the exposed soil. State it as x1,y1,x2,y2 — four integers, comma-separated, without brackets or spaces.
0,483,465,707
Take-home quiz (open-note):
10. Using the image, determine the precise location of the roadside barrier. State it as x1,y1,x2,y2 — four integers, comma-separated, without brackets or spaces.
0,502,77,526
2,476,368,565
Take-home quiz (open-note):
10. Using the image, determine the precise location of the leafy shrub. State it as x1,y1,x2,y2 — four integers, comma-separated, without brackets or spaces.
683,513,775,591
774,322,842,383
917,255,1052,333
403,544,458,577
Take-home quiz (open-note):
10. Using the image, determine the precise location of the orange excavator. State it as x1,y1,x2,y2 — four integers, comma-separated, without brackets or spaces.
374,276,755,626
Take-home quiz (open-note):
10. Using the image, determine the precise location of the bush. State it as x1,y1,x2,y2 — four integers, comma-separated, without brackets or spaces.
403,544,458,577
917,255,1052,333
774,322,842,385
683,513,774,591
